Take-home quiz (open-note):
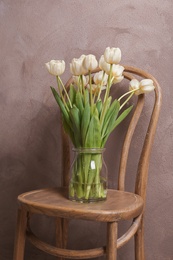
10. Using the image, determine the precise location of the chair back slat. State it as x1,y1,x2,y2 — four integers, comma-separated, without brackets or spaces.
118,93,145,191
119,66,162,202
135,74,162,201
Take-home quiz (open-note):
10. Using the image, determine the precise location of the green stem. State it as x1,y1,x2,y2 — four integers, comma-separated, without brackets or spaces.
58,76,72,108
77,76,82,94
97,71,106,102
80,75,86,104
100,65,113,126
103,65,112,104
96,84,102,101
56,76,69,112
93,91,97,104
56,76,62,96
89,70,93,112
120,92,134,110
118,89,136,102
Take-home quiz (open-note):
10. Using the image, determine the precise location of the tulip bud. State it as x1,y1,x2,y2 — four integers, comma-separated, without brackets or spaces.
83,54,98,71
111,64,124,77
70,55,87,76
93,71,108,85
129,79,141,95
129,78,155,95
129,79,140,90
99,55,110,72
83,75,89,86
104,47,121,64
45,60,65,76
113,76,124,84
139,79,155,94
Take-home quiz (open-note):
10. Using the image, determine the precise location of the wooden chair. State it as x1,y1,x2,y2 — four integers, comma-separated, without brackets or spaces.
13,66,162,260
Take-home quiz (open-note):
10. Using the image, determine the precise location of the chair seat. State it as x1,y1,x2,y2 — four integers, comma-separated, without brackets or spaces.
18,187,143,222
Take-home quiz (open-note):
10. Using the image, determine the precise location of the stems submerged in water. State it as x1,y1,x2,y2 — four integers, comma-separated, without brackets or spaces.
69,149,107,202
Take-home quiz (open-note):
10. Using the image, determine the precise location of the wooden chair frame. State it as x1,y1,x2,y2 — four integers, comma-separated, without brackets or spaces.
13,66,162,260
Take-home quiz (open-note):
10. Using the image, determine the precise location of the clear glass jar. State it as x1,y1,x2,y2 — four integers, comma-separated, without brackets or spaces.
69,148,107,203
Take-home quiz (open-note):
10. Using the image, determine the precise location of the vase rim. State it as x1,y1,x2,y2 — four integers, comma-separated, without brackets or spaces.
72,147,106,153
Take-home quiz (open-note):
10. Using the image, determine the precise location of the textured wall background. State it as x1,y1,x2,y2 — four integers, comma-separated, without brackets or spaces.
0,0,173,259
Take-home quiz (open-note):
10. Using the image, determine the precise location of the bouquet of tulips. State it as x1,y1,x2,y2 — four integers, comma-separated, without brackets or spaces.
46,47,155,202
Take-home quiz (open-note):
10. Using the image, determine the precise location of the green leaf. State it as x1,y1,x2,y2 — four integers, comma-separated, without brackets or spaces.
62,116,75,146
101,100,120,138
50,87,72,128
96,100,102,118
69,105,81,147
85,108,101,148
75,92,84,114
112,105,133,130
81,103,91,146
84,89,89,104
102,105,133,147
100,96,112,128
69,84,76,105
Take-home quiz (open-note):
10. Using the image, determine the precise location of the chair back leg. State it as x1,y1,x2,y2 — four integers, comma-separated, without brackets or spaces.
13,207,27,260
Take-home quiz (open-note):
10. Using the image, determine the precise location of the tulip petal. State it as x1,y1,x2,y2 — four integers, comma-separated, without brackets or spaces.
140,85,155,93
45,60,65,76
140,79,153,87
83,54,98,71
104,47,121,64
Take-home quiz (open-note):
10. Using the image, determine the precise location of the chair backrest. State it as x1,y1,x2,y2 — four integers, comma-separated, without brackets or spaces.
61,66,162,205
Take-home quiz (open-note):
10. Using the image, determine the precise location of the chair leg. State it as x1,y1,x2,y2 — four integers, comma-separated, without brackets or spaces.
107,222,117,260
13,207,27,260
135,217,145,260
55,218,69,260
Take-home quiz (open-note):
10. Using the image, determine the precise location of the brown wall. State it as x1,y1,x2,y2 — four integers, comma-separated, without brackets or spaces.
1,1,173,259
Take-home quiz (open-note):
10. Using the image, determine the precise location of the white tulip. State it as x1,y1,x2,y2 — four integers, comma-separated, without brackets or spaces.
45,60,65,76
111,64,124,77
104,47,121,64
129,79,140,90
70,55,87,76
93,71,108,85
83,54,98,71
111,65,124,84
129,78,155,95
99,55,110,72
83,75,89,86
113,76,124,84
139,79,155,93
129,79,141,95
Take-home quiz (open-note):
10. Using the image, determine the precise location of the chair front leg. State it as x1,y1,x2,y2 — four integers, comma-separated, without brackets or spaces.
13,207,27,260
107,222,118,260
135,216,145,260
55,218,69,260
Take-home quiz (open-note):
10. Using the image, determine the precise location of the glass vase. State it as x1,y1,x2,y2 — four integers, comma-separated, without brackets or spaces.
69,148,107,203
